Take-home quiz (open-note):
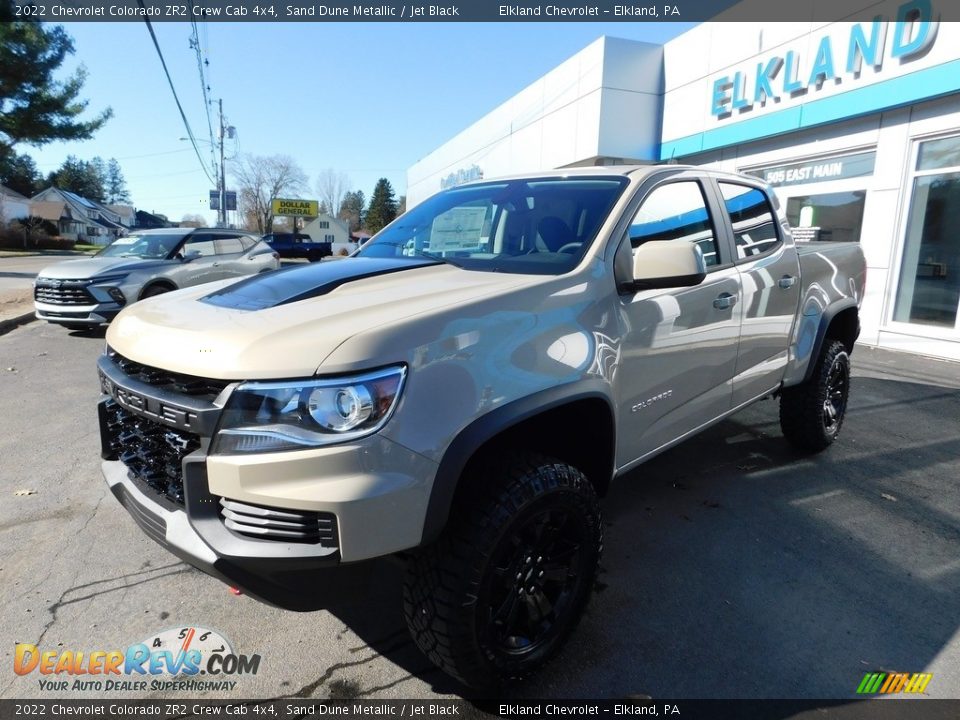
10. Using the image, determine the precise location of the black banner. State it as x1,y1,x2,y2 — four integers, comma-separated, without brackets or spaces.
6,0,960,22
2,700,960,720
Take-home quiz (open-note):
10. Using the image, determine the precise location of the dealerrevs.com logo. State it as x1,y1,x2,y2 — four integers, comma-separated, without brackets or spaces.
14,627,261,692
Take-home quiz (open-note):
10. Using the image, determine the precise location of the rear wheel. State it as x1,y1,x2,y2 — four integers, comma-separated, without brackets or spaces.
780,339,850,452
403,453,602,688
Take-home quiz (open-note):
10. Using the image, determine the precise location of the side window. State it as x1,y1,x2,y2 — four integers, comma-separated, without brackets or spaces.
184,234,217,257
215,237,244,255
718,182,782,260
628,181,721,267
238,235,256,250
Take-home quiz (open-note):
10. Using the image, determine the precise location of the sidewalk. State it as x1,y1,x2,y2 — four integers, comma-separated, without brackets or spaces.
0,289,34,335
852,344,960,389
0,249,95,258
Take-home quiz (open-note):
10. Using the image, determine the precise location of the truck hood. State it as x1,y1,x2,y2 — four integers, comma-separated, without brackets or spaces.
38,256,168,279
106,257,531,379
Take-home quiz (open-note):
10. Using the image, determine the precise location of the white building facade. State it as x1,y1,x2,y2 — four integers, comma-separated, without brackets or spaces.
408,1,960,360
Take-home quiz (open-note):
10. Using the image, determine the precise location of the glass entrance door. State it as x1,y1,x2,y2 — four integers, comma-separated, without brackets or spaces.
893,135,960,330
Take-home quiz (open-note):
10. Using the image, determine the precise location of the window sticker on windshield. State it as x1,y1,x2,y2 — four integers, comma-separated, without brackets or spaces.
111,238,137,245
430,206,487,251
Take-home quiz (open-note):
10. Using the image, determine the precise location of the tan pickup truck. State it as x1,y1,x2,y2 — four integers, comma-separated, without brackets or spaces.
96,166,866,687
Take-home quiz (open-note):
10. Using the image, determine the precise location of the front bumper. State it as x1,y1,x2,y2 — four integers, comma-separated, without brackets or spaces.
102,458,344,610
97,354,438,608
35,299,121,326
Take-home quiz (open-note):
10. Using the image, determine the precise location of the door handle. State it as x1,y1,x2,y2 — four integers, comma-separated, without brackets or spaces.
778,275,796,289
713,293,737,310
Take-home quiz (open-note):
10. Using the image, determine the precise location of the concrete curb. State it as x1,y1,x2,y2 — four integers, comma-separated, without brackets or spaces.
0,310,36,336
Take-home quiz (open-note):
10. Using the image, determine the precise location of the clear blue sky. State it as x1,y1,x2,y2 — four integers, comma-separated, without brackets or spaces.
29,22,696,224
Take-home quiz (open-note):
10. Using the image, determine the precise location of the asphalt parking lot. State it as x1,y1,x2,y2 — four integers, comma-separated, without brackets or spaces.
1,320,958,702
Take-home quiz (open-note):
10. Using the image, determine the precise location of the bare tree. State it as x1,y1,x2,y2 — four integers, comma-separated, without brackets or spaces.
232,154,308,234
179,213,208,228
316,168,349,222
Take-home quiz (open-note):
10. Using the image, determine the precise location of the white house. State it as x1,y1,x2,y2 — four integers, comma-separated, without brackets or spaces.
0,184,31,223
31,187,126,244
301,212,353,253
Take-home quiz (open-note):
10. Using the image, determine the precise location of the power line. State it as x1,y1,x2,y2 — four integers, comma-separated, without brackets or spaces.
188,10,217,173
32,148,193,168
138,5,216,187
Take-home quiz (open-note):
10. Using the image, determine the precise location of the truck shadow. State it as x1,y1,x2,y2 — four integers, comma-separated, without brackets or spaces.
302,375,960,706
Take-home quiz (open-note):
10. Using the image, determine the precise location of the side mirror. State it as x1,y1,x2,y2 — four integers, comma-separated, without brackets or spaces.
180,249,202,263
622,240,707,292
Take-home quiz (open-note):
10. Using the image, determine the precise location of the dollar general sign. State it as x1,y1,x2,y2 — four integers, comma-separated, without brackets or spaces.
272,198,319,217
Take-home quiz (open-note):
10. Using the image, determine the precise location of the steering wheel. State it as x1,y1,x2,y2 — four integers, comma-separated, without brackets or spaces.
557,242,582,254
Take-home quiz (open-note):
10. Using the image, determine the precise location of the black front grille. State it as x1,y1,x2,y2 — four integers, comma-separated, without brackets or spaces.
107,347,231,400
220,498,338,545
34,278,95,305
103,400,200,505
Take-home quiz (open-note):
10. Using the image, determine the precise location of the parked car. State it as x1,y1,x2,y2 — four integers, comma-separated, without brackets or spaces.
97,166,865,687
262,232,332,262
34,228,279,328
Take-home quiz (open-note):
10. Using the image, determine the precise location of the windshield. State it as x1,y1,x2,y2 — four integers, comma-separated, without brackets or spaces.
357,177,629,274
96,234,184,259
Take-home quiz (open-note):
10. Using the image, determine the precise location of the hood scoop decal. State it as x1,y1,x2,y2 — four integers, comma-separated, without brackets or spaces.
199,257,440,311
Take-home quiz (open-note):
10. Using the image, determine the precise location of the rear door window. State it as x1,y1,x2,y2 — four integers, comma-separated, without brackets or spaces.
717,183,782,260
184,233,217,256
215,237,245,255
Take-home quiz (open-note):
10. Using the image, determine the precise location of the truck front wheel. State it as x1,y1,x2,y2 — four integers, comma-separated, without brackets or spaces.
780,339,850,452
403,453,602,688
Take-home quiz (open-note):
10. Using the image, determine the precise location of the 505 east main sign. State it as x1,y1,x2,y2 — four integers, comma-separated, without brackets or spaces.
710,0,939,119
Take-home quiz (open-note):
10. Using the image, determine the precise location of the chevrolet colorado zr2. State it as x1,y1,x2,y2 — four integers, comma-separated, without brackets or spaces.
96,166,866,688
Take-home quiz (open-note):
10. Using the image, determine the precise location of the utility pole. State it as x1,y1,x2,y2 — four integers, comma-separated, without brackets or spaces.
219,98,226,228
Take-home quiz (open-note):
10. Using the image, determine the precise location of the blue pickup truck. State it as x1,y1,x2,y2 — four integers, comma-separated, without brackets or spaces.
261,232,332,262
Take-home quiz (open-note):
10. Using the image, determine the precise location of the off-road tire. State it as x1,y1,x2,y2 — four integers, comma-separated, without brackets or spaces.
780,339,850,452
403,453,602,689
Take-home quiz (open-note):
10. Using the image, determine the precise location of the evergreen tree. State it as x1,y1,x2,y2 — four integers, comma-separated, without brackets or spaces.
365,179,397,235
47,155,105,201
0,21,112,156
105,158,131,204
0,147,41,196
337,190,365,233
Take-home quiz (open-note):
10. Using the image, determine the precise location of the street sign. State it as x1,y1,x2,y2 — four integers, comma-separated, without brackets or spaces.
209,190,220,211
272,198,319,217
225,191,237,211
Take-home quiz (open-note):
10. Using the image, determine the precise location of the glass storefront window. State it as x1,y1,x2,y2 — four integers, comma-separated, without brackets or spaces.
785,191,866,243
917,135,960,171
893,168,960,328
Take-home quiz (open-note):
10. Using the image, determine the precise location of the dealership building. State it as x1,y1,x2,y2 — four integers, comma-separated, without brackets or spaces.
407,4,960,360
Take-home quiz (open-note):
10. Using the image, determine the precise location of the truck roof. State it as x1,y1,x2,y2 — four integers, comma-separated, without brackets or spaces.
451,164,765,187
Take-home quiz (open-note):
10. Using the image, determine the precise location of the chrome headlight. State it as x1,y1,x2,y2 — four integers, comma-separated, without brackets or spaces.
211,366,406,454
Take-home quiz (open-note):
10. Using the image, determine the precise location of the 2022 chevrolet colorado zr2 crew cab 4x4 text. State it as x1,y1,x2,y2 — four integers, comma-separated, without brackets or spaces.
97,166,866,687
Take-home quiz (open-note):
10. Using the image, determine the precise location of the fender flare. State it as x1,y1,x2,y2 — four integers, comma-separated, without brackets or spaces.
803,298,860,383
420,380,615,544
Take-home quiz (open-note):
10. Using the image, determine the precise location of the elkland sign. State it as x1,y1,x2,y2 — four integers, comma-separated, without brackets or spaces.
710,0,939,119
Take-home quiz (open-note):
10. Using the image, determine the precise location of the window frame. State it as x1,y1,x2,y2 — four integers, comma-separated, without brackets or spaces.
615,176,732,280
711,179,784,265
886,131,960,335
